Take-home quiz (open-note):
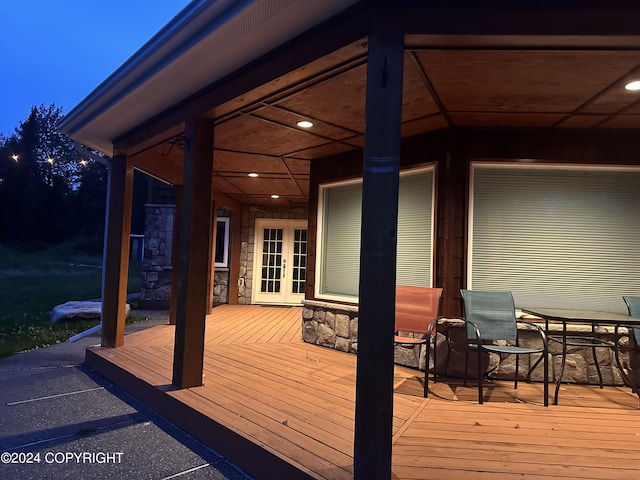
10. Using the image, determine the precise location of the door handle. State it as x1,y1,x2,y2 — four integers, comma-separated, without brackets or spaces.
282,259,286,278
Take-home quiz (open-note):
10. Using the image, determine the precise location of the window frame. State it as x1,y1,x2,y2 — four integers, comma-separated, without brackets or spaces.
315,165,436,303
214,217,230,268
468,161,640,313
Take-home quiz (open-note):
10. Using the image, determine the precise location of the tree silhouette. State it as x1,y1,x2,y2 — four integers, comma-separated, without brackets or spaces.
0,104,90,246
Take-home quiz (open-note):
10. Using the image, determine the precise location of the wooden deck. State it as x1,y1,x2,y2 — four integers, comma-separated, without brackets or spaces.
86,305,640,480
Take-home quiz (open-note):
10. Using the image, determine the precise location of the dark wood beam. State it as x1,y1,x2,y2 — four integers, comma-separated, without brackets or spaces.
169,186,182,326
353,32,404,480
370,3,640,37
227,213,242,305
101,154,134,348
207,201,218,315
172,117,214,388
439,133,465,319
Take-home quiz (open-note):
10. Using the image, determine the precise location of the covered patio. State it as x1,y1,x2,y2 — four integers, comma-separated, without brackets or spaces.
86,304,640,480
59,1,640,478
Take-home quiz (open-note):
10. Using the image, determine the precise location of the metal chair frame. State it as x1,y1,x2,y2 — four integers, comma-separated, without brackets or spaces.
427,290,549,406
613,295,640,400
393,286,443,397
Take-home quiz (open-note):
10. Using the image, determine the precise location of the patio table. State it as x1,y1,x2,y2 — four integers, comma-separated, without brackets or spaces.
520,307,640,405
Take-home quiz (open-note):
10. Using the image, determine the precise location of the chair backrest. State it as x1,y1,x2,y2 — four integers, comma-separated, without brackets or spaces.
623,296,640,343
395,286,443,335
460,289,517,342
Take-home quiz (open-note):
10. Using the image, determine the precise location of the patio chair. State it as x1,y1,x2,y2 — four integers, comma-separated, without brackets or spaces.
614,296,640,399
458,290,548,406
394,286,443,397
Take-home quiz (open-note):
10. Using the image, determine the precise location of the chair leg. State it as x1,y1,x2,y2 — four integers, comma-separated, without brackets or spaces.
477,346,483,404
464,346,469,387
432,331,438,385
424,340,431,398
514,354,519,390
543,348,549,406
614,337,640,399
592,345,604,389
591,324,604,389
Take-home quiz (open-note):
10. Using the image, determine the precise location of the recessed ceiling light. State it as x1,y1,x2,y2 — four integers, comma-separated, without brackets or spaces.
248,172,259,177
624,80,640,91
296,120,313,129
270,194,280,199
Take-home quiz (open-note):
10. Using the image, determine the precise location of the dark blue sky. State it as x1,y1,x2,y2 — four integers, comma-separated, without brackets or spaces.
0,0,191,137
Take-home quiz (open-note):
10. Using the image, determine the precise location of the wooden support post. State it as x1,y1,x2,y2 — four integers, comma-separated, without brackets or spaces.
441,133,465,318
169,186,182,325
353,33,404,480
172,117,214,388
101,154,134,348
207,201,218,314
227,213,242,305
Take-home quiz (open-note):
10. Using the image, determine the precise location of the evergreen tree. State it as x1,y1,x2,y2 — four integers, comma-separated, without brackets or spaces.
0,103,145,252
72,161,108,252
0,104,83,246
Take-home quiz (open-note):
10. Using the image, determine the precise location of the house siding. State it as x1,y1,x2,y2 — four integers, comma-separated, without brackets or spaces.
303,128,640,382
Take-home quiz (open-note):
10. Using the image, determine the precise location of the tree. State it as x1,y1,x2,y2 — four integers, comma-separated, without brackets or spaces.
0,104,85,246
72,161,108,252
0,102,148,251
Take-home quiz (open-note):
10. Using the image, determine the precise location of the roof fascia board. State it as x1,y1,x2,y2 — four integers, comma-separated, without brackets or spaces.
59,0,252,136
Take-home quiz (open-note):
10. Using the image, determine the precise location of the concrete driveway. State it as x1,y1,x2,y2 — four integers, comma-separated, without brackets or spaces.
0,312,252,480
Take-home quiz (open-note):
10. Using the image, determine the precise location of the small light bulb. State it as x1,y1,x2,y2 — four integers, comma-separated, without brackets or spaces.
624,80,640,91
248,172,259,177
270,194,280,199
296,120,313,129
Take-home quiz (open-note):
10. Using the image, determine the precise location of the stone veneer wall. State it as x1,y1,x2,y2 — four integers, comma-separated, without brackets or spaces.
302,300,359,353
140,205,174,309
301,302,634,387
236,205,308,305
140,204,230,309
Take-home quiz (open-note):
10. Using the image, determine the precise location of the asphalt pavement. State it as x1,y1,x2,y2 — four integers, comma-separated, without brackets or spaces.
0,311,253,480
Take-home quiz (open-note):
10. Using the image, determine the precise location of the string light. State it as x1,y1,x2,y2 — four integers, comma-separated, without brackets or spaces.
11,154,18,162
47,157,54,164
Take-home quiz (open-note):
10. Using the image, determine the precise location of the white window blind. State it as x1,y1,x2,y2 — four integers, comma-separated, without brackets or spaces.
321,181,362,296
397,171,434,286
469,164,640,314
318,168,434,300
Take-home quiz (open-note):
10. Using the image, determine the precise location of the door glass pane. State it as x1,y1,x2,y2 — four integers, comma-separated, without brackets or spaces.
260,228,283,293
292,229,307,294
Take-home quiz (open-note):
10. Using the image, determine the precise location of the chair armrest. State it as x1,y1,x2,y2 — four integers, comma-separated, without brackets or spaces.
426,316,447,339
454,318,482,345
516,320,549,349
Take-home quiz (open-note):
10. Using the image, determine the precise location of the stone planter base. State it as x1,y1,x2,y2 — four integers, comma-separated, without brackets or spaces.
301,303,638,387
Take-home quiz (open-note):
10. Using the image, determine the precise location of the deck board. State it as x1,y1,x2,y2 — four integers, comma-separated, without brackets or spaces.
86,304,640,480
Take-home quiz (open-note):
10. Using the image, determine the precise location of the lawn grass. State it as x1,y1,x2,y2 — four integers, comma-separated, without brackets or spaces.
0,243,142,358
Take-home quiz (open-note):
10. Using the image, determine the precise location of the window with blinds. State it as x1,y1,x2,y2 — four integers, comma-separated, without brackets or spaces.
317,167,434,301
469,163,640,314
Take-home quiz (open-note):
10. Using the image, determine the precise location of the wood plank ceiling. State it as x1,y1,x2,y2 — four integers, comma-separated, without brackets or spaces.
132,36,640,207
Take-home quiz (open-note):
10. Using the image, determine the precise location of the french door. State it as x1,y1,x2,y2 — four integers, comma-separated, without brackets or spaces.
252,219,308,305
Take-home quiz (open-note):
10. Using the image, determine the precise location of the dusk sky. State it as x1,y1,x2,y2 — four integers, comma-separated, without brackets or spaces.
1,1,192,137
